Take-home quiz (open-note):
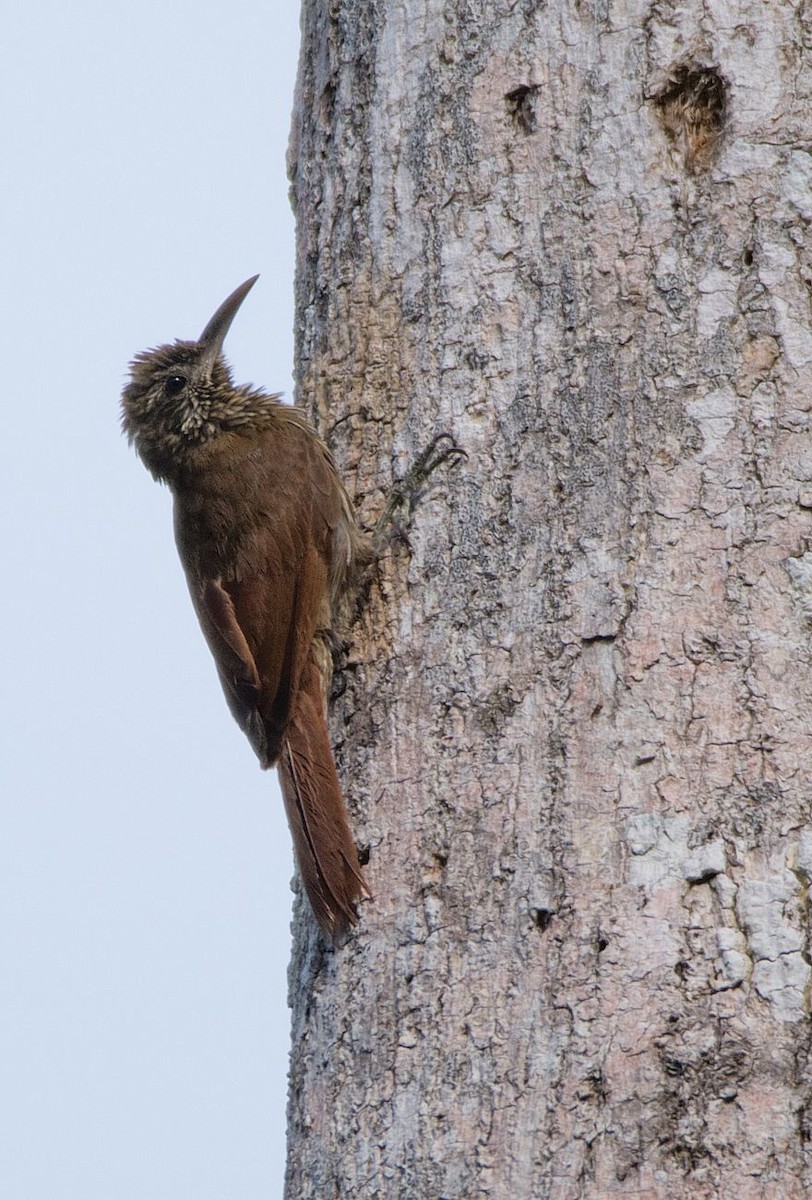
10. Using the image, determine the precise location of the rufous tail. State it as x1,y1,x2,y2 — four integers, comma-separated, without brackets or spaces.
278,661,368,938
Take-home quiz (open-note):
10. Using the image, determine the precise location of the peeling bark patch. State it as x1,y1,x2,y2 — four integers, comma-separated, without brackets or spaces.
505,84,539,134
625,815,811,1022
653,63,728,173
682,840,726,885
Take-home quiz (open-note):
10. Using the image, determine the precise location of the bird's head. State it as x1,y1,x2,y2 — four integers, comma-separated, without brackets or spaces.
121,275,259,482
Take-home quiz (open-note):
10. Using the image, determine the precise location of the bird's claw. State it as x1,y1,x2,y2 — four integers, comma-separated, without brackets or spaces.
375,432,467,540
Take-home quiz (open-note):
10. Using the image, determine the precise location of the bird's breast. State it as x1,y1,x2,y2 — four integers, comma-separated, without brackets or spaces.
171,427,325,586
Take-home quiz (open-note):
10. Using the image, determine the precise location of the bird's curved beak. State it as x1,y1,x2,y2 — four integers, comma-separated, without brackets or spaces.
197,275,259,376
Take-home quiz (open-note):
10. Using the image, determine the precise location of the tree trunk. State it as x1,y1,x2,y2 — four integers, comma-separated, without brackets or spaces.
285,2,812,1196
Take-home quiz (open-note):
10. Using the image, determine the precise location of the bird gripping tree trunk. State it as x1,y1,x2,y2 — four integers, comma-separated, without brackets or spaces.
121,276,369,939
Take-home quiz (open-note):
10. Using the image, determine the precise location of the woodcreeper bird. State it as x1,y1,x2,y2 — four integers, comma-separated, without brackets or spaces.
121,276,368,938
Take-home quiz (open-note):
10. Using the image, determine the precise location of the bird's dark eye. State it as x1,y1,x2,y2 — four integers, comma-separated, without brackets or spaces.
164,374,187,397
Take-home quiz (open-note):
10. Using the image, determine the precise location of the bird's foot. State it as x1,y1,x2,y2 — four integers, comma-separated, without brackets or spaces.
375,433,467,545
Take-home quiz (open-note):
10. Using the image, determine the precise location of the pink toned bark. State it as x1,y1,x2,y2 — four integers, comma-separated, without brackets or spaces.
285,2,812,1196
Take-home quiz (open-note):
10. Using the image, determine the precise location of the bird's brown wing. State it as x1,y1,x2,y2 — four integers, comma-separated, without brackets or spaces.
215,541,327,766
191,575,269,764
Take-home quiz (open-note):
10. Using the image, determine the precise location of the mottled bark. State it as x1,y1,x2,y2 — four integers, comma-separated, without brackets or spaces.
285,2,812,1196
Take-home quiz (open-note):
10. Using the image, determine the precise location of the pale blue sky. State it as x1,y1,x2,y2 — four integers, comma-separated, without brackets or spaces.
2,2,301,1195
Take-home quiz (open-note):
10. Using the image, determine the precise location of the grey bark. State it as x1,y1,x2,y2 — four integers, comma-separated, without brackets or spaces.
285,2,812,1196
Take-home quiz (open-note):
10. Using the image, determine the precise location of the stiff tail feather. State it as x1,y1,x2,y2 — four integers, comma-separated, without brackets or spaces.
278,662,368,938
